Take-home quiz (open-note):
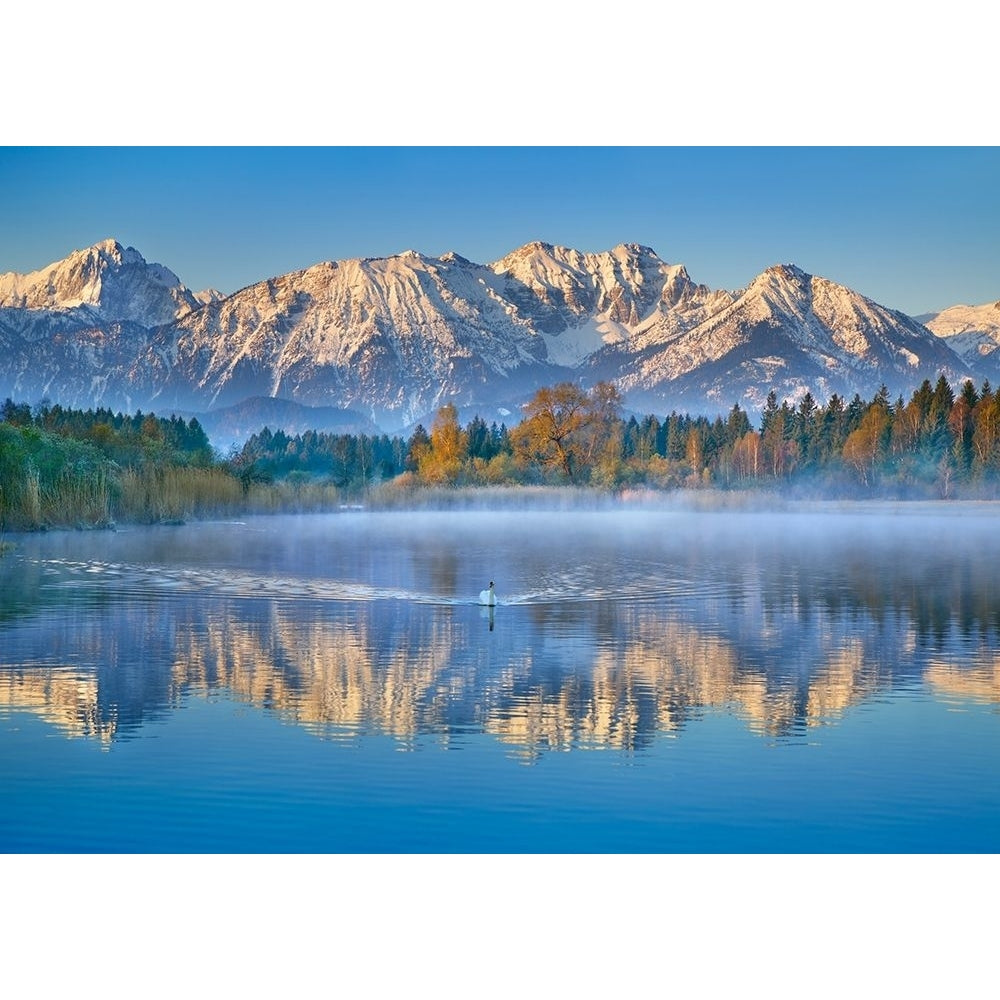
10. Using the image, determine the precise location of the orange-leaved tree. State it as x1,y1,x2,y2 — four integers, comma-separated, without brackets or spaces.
510,381,623,484
416,403,468,485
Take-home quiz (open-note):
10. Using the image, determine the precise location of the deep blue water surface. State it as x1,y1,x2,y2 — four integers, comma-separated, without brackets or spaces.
2,504,999,852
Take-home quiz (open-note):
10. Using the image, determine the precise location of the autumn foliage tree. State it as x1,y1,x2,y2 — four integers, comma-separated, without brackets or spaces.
416,403,468,484
226,374,1000,498
843,403,891,486
510,381,623,484
18,371,1000,516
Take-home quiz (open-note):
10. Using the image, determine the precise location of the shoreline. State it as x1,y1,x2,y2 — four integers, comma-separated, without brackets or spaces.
8,488,1000,544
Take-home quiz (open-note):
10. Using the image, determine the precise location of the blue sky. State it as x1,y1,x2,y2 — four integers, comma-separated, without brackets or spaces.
1,146,997,317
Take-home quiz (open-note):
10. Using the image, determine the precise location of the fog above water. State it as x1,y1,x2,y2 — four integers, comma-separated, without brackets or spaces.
4,498,1000,611
2,499,1000,767
4,487,1000,864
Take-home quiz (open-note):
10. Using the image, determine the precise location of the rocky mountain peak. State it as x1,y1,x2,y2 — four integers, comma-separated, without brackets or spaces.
90,238,142,266
611,242,660,260
0,238,199,326
438,251,472,266
755,263,811,288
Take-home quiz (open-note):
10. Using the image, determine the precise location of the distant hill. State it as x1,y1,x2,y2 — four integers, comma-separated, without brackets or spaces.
178,397,380,451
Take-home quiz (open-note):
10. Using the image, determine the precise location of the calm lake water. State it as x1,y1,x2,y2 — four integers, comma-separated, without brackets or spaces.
2,500,999,852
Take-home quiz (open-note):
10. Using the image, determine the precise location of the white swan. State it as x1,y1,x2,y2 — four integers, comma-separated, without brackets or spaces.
479,581,496,606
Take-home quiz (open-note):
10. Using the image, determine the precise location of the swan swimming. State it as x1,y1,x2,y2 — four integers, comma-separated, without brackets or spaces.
479,581,496,606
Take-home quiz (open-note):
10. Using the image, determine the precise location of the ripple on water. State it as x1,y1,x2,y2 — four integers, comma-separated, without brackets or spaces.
31,557,708,609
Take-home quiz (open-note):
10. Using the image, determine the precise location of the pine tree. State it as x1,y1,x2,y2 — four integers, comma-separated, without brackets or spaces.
818,393,847,464
406,424,430,473
949,381,977,479
726,403,752,444
796,392,818,469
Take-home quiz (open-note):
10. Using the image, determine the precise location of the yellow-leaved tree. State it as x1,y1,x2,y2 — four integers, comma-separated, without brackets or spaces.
843,404,891,486
510,381,622,484
417,403,467,485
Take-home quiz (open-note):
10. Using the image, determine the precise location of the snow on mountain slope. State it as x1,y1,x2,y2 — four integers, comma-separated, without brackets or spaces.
0,239,208,411
919,300,1000,338
488,241,727,365
920,301,1000,381
145,249,561,424
491,241,660,329
0,238,982,427
194,288,226,307
0,311,162,411
0,239,201,326
149,241,741,424
610,263,971,413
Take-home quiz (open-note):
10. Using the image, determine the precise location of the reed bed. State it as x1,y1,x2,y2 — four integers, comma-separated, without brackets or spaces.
1,468,110,530
0,464,351,531
117,466,245,523
114,467,346,522
243,479,345,514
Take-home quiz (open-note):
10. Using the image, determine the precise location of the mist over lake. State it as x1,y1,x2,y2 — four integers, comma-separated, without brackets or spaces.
2,501,999,852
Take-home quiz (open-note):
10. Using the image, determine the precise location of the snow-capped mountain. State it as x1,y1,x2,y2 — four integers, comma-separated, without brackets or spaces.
140,248,560,423
607,263,969,414
0,239,205,326
0,239,982,430
0,240,220,412
919,301,1000,384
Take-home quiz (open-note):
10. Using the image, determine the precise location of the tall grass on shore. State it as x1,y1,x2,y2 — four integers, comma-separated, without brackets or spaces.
1,460,350,531
1,415,362,529
0,463,115,530
119,467,346,520
117,466,245,522
2,423,110,530
243,478,345,514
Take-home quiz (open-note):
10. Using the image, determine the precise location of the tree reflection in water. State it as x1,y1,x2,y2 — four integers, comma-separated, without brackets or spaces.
3,505,1000,756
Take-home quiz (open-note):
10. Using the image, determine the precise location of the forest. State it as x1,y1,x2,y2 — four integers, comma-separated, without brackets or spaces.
235,375,1000,499
3,373,1000,531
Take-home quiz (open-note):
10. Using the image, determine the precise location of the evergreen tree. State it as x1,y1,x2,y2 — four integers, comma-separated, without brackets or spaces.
845,394,867,434
924,374,956,466
760,390,779,436
406,424,430,473
796,392,818,469
818,393,847,464
726,404,752,444
465,416,491,461
949,381,977,479
622,415,640,460
664,413,686,460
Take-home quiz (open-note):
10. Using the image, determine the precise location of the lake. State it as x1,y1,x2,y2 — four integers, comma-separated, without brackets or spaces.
2,500,999,852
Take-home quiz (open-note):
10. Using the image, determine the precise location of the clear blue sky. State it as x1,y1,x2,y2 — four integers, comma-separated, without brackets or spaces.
1,146,997,317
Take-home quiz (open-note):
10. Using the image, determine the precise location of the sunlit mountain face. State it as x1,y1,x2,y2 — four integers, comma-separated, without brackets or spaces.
0,240,976,432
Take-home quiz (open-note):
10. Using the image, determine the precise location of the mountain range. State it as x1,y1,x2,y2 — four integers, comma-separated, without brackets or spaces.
1,238,995,440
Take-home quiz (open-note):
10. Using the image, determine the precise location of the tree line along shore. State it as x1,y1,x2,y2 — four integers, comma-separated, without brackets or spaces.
2,374,1000,532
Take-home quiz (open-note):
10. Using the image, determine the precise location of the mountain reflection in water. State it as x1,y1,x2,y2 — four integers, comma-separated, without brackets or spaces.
2,507,999,760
